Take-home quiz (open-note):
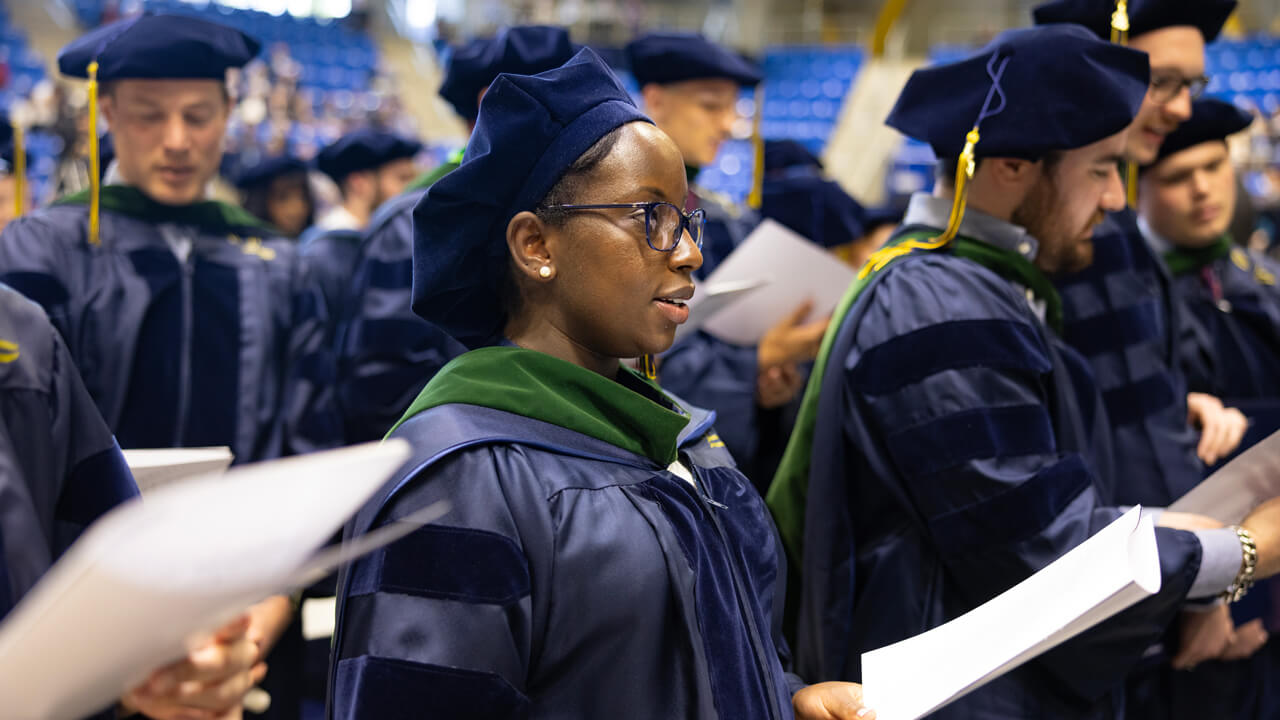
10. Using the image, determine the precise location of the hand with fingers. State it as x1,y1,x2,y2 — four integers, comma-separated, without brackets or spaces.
1186,393,1249,466
1172,604,1235,671
759,300,830,371
120,613,266,720
757,363,805,409
794,682,875,720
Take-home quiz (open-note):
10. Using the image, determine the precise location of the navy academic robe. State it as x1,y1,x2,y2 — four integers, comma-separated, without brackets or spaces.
0,283,138,623
0,190,337,461
1174,246,1280,450
795,236,1205,718
1165,244,1280,720
334,190,466,444
330,399,805,719
1053,209,1203,506
300,227,363,329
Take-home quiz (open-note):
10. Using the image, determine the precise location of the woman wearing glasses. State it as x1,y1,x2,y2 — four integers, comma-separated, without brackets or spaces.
327,50,870,720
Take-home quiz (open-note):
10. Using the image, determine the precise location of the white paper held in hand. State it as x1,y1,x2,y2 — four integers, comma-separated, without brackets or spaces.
122,446,234,493
1169,428,1280,524
0,440,443,720
860,507,1161,720
699,219,855,346
673,278,768,344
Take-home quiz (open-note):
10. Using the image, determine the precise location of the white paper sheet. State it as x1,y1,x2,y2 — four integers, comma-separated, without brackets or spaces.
699,219,855,346
861,507,1161,720
672,278,769,344
1169,428,1280,524
123,446,234,493
0,440,439,720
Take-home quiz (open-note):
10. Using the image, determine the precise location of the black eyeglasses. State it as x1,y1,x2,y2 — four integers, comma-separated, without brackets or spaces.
539,202,706,253
1149,72,1210,103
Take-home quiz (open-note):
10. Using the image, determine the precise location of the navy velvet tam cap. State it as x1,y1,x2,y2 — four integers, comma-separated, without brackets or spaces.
439,26,576,121
234,155,309,189
411,48,652,349
1032,0,1237,43
314,130,423,183
763,175,866,249
1147,98,1253,168
886,24,1150,161
625,32,763,87
58,12,261,80
764,139,824,174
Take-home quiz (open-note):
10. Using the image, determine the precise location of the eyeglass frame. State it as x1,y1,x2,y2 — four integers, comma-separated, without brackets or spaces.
538,202,707,253
1148,71,1210,103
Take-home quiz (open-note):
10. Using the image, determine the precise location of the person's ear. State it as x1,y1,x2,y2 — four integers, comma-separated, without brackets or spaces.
99,92,117,126
641,83,665,121
506,211,556,282
989,157,1039,190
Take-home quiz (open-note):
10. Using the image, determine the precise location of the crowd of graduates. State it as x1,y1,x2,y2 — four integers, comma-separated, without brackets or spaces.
14,0,1280,719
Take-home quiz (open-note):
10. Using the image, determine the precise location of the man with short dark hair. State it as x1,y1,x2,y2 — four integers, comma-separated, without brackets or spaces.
769,25,1280,718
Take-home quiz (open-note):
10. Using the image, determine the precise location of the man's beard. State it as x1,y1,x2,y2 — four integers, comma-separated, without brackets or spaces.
1011,177,1098,275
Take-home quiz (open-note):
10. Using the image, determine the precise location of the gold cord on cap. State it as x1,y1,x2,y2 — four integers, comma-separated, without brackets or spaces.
86,60,101,246
1111,0,1130,45
12,121,24,219
746,85,765,211
1111,1,1139,206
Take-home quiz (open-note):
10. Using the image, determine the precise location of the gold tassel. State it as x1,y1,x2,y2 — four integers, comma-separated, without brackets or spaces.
87,60,101,246
640,354,658,382
857,127,979,280
746,85,765,211
12,121,23,219
1111,1,1140,205
1110,0,1130,45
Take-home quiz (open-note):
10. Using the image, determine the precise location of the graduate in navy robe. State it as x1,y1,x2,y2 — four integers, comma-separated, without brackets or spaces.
1030,0,1248,507
628,33,830,489
235,154,314,240
0,283,284,720
329,49,872,720
0,14,336,462
1138,98,1280,720
334,26,574,445
302,130,422,320
0,284,138,623
768,27,1280,718
0,14,326,719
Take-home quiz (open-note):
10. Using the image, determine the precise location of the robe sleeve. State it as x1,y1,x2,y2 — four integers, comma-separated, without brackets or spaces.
0,211,81,346
335,215,465,443
278,257,344,455
845,263,1201,702
332,447,552,720
0,286,138,619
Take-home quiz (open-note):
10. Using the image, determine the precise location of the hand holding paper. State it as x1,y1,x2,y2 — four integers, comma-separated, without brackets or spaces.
0,440,443,720
699,219,854,346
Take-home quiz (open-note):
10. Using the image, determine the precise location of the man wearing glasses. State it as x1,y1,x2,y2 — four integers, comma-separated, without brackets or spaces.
1033,1,1257,716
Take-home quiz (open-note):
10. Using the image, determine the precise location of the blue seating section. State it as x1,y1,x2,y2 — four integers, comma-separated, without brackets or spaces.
695,45,864,204
0,3,57,202
68,1,377,95
1206,37,1280,114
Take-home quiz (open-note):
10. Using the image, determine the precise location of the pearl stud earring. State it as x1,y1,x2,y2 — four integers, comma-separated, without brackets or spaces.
539,266,552,278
